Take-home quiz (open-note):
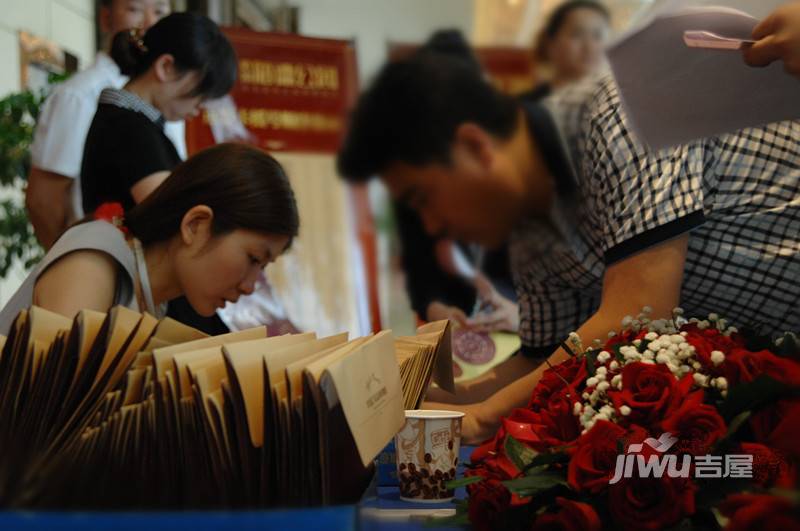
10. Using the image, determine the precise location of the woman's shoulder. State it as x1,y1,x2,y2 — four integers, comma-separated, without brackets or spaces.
50,221,135,273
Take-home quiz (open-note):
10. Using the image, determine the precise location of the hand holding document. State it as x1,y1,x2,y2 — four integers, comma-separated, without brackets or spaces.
607,5,800,150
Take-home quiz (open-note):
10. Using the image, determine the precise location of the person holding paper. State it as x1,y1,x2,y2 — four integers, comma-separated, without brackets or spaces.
26,0,184,250
743,1,800,77
0,143,299,336
337,49,800,443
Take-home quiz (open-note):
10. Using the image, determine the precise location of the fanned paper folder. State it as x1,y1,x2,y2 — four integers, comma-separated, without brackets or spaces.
0,307,453,509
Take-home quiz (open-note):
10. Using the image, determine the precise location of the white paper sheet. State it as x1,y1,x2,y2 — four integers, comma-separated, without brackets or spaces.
607,6,800,150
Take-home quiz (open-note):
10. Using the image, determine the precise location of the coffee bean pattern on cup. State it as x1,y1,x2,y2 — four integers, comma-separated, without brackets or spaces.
397,455,456,500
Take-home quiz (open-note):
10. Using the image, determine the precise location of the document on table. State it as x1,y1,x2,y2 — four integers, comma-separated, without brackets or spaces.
607,5,800,150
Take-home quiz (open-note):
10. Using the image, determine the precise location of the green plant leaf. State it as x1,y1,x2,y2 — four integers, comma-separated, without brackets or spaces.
585,349,598,376
522,451,570,474
504,434,537,474
502,471,568,497
719,375,800,422
444,475,484,489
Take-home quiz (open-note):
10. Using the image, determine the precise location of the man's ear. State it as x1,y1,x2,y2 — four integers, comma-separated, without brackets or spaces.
152,53,178,82
179,205,214,248
452,122,496,173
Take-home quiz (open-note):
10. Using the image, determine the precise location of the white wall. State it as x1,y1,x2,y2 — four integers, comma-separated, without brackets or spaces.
0,0,96,96
292,0,475,85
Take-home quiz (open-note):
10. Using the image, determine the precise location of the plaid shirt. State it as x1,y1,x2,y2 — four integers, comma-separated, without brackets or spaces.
513,74,800,357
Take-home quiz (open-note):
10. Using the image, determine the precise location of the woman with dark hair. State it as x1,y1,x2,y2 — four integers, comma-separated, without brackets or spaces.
80,11,237,213
524,0,610,101
0,144,299,335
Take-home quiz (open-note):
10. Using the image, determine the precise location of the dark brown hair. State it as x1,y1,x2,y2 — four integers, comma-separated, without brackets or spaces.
533,0,610,62
126,143,299,248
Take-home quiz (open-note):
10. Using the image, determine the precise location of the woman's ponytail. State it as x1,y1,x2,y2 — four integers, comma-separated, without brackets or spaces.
110,28,149,77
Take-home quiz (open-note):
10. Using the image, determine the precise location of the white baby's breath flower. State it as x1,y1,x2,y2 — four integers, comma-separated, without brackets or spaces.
611,374,622,388
597,351,611,364
645,332,659,341
609,360,619,371
656,353,671,364
716,377,728,390
597,381,611,392
693,373,708,386
596,366,608,375
710,350,725,366
586,377,599,387
620,405,631,416
573,402,582,415
708,313,719,321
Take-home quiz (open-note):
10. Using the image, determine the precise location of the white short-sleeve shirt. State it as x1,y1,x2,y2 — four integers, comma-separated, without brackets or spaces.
30,51,187,219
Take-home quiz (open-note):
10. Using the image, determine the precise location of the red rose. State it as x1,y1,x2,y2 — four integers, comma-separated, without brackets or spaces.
528,356,587,411
750,397,800,459
567,420,648,494
470,408,547,483
720,494,800,531
531,497,602,531
725,348,800,387
738,443,796,488
603,329,644,352
661,391,727,455
608,363,693,427
608,474,696,531
527,390,582,452
466,475,512,531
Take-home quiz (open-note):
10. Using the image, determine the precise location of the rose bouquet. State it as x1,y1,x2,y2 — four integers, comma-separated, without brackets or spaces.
448,309,800,531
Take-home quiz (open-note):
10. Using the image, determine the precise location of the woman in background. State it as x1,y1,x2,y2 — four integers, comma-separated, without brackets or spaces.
81,11,236,213
524,0,610,101
0,144,299,335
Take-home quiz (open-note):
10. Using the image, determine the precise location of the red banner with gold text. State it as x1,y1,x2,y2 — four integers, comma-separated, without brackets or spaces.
186,28,358,155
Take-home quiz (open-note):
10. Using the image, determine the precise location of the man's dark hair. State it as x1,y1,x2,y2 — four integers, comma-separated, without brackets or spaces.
337,50,519,182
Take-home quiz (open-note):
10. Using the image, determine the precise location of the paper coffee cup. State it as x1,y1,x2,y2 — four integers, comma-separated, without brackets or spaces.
394,409,464,503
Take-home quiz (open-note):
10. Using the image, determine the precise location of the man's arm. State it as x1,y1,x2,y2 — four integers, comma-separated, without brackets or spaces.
130,170,171,203
25,166,75,250
427,234,689,444
425,353,540,404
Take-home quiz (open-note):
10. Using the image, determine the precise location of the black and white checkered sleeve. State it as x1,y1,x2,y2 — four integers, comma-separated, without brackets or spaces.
581,78,710,265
